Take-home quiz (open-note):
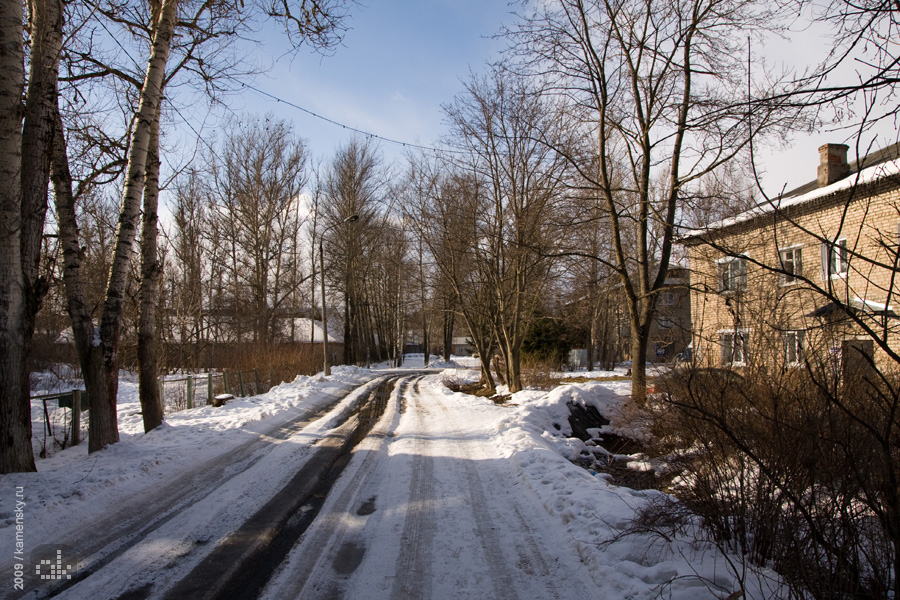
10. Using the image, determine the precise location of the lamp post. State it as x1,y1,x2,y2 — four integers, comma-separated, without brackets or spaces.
320,214,358,376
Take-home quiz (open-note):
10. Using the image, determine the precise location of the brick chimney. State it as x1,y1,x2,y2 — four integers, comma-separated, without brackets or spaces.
817,143,850,187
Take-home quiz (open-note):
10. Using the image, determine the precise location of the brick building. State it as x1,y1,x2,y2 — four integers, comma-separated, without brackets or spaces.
644,267,692,363
681,143,900,375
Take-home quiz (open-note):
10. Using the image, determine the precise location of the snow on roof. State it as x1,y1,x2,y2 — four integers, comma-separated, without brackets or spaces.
852,297,896,315
681,154,900,239
806,296,897,318
289,318,344,343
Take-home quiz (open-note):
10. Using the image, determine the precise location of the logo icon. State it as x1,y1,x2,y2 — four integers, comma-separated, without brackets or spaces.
36,549,74,580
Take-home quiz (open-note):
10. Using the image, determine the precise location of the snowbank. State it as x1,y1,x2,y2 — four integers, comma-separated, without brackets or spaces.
491,381,783,599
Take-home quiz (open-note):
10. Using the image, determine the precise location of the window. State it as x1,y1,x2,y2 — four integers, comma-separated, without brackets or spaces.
779,246,802,285
784,331,804,366
821,239,848,279
657,317,675,330
718,256,747,293
720,330,750,366
657,291,676,306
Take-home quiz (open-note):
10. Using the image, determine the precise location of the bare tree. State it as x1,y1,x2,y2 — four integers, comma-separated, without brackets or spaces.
0,0,66,471
405,158,501,391
443,67,570,392
508,0,790,402
167,169,207,361
0,0,31,472
320,137,387,366
206,115,309,345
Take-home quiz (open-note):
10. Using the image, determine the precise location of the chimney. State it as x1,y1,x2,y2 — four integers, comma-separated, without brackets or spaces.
817,143,850,187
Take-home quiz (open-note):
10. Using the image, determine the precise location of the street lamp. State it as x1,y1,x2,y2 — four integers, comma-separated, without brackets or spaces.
320,214,359,376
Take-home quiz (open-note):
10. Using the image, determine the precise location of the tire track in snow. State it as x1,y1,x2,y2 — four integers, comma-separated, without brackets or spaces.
259,377,409,600
429,390,575,600
389,382,436,600
24,387,356,600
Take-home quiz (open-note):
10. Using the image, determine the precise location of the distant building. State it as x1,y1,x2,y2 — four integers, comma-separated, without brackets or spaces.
451,337,474,356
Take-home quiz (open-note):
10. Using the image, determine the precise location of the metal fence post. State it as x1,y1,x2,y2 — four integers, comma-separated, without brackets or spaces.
158,376,165,409
72,390,81,445
223,371,230,396
42,399,52,438
186,376,194,410
238,371,245,397
207,373,213,405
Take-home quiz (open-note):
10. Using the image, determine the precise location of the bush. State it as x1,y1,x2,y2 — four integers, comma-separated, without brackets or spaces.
520,355,563,390
647,364,900,599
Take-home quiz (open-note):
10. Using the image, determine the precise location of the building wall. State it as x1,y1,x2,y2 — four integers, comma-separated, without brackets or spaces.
687,177,900,372
647,276,692,363
613,271,692,364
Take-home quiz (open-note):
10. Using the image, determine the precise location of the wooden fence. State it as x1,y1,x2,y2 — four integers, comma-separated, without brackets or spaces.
158,369,267,411
30,369,270,452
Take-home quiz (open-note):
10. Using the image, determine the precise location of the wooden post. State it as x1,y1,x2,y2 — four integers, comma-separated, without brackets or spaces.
207,373,213,405
186,376,194,410
238,371,245,397
72,390,81,445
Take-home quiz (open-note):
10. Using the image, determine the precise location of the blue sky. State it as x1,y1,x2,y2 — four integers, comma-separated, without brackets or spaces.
228,0,514,166
186,0,895,197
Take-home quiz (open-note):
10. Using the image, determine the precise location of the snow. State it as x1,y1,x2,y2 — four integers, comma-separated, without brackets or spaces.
286,317,344,343
491,381,782,598
3,359,782,599
682,157,900,235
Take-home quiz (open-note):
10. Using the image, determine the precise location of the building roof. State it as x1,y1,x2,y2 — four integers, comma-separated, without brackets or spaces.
680,142,900,241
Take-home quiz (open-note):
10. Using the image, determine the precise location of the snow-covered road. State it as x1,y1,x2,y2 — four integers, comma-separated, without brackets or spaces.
3,361,780,600
260,374,595,600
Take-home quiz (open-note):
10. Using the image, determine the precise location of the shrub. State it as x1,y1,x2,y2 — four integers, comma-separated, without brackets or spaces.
647,364,900,599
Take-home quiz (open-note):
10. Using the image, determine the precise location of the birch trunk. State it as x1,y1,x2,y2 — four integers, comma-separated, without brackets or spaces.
138,109,164,432
50,0,178,452
91,0,176,450
0,0,32,473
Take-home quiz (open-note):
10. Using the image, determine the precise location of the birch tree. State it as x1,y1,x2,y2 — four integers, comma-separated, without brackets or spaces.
50,0,178,452
1,0,66,472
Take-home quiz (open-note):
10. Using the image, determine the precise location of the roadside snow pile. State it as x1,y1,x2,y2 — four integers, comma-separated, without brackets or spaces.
438,366,481,385
7,367,380,542
426,358,464,369
492,381,782,599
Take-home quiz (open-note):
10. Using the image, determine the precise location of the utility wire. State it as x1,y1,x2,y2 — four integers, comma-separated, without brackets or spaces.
87,20,463,158
240,82,463,155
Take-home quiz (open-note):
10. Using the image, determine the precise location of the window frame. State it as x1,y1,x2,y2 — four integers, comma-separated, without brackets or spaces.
719,329,750,367
783,330,805,367
821,238,849,279
717,255,748,294
778,245,803,286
